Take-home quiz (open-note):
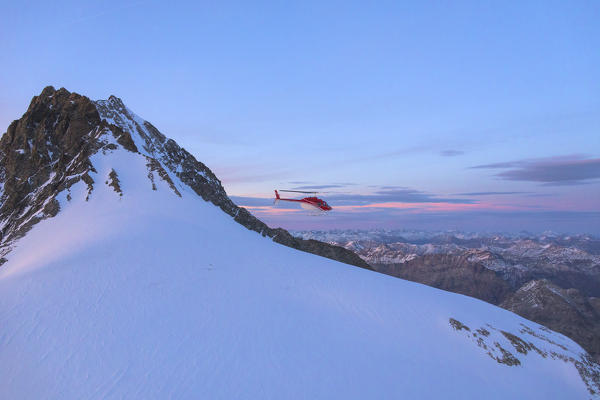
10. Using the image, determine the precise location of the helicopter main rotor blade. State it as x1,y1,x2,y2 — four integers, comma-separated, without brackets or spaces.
278,190,318,194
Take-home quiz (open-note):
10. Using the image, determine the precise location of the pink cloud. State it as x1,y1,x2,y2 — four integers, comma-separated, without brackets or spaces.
333,201,524,213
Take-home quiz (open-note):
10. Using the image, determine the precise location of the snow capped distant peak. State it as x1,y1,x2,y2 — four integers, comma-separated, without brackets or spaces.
521,280,540,292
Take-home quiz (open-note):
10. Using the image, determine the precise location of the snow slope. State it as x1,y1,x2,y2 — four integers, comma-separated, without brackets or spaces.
0,104,598,399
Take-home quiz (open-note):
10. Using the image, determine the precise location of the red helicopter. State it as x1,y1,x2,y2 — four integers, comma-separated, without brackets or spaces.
274,190,332,212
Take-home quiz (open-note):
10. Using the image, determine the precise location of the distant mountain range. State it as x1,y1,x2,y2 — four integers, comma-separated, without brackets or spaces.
293,230,600,362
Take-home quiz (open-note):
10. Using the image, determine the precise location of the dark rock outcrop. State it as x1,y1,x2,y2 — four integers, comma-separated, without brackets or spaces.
501,280,600,362
0,87,102,254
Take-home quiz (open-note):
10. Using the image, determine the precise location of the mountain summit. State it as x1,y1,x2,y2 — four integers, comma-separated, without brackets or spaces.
0,86,368,269
0,87,598,399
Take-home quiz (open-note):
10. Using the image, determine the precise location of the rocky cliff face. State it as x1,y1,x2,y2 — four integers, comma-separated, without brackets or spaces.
0,87,102,260
0,87,370,271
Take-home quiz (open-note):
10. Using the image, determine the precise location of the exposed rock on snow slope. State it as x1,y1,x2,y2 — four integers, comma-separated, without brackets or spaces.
0,88,598,398
501,279,600,362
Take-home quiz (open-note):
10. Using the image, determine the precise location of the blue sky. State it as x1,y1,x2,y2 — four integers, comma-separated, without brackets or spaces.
1,1,599,233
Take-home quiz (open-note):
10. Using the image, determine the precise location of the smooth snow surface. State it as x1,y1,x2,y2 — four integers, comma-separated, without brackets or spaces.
0,146,595,399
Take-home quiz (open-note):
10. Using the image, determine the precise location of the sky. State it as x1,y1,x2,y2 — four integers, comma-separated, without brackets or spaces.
1,1,599,234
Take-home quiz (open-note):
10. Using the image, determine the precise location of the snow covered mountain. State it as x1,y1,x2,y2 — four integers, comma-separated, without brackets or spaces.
0,87,368,271
0,87,598,399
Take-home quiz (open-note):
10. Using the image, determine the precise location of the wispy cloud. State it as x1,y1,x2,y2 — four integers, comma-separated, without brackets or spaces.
67,1,148,26
239,206,302,216
351,145,435,163
333,201,501,213
471,155,600,186
525,193,556,198
291,184,346,190
456,191,529,196
440,150,464,157
230,196,274,207
247,206,600,235
379,185,405,190
213,164,291,184
326,187,475,205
